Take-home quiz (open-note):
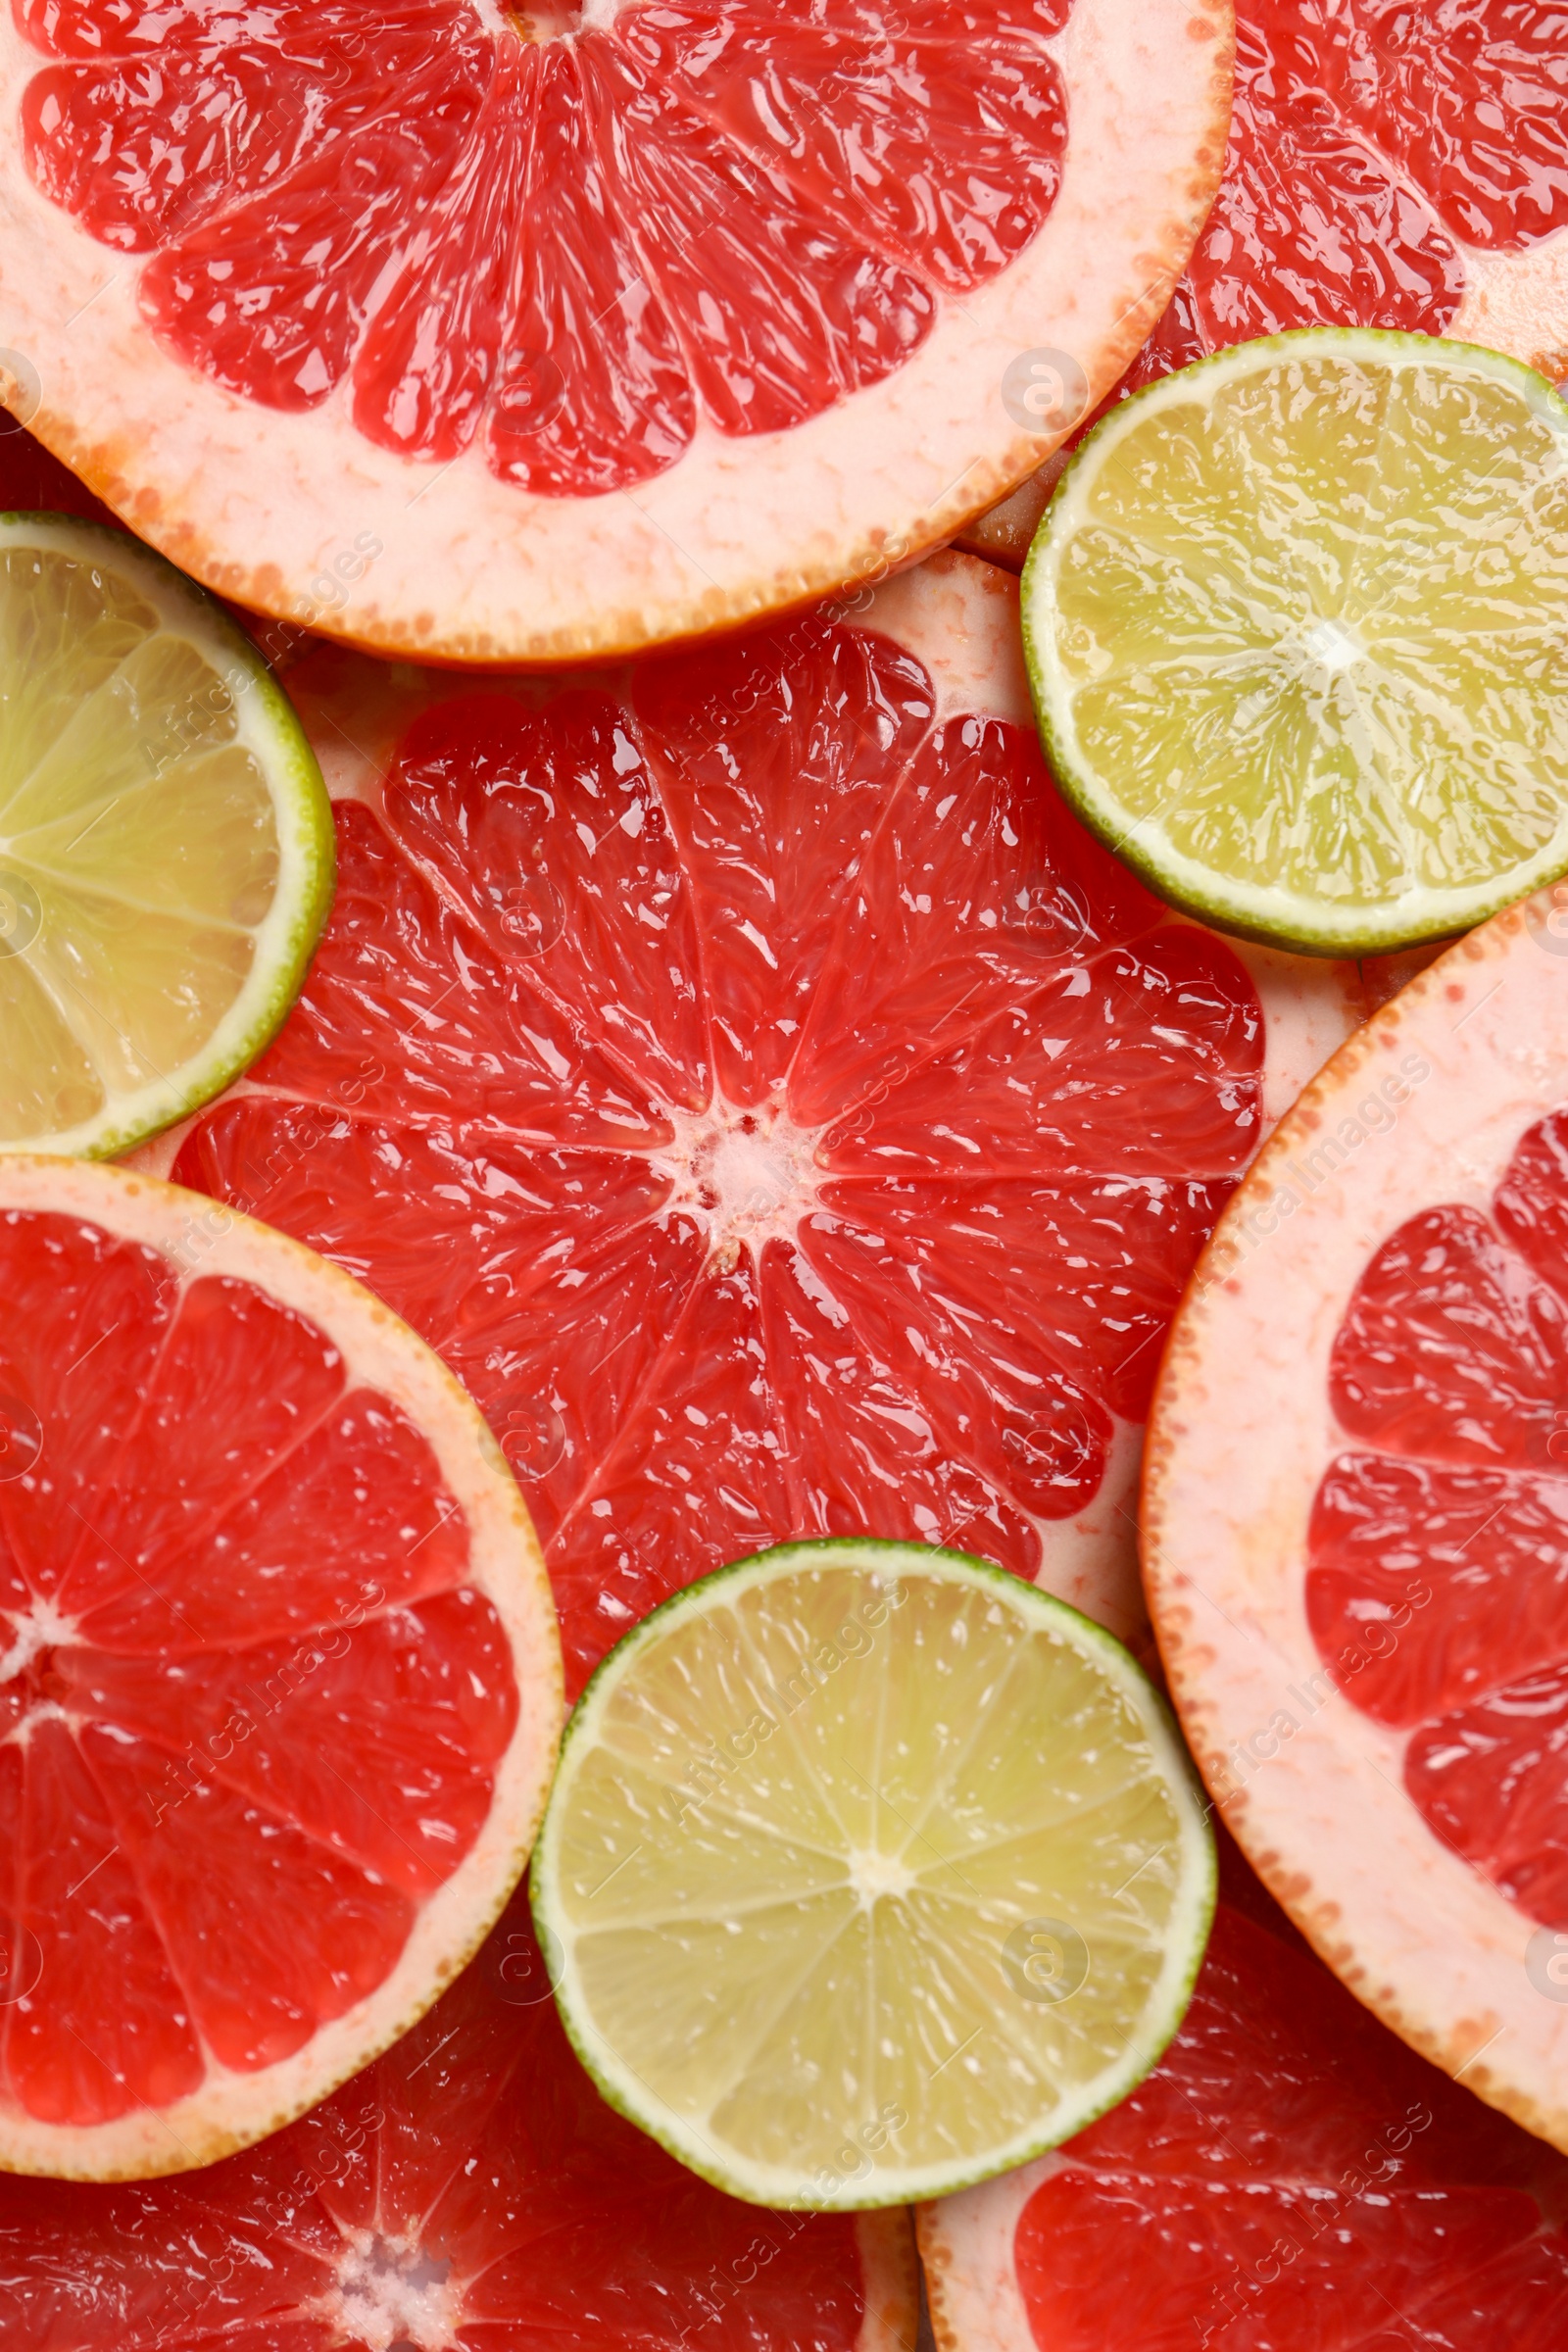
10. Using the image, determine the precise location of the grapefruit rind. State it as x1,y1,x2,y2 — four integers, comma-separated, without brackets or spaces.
0,0,1234,663
0,1153,564,2181
1144,893,1568,2154
531,1537,1215,2211
0,513,334,1157
1021,328,1568,956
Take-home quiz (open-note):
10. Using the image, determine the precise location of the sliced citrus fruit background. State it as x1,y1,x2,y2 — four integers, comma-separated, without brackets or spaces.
1023,329,1568,957
0,512,334,1156
534,1540,1213,2209
0,1879,920,2349
963,0,1568,567
0,1154,561,2180
921,1853,1568,2351
0,0,1233,661
128,550,1375,1695
1147,886,1568,2153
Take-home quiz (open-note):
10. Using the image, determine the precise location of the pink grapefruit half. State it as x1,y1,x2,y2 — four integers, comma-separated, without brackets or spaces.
0,0,1232,661
1147,887,1568,2154
0,1153,562,2180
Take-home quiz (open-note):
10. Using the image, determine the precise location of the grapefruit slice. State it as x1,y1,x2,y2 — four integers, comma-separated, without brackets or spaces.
0,1882,920,2349
143,551,1369,1696
962,0,1568,568
920,1863,1568,2352
1147,887,1568,2153
0,0,1232,662
0,1153,562,2180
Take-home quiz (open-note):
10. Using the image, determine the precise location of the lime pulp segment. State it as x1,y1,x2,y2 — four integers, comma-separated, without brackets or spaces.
532,1540,1215,2210
1022,330,1568,956
0,513,333,1155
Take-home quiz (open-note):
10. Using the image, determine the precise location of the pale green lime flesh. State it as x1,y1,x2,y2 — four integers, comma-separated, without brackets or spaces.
0,513,332,1155
531,1539,1214,2210
1022,329,1568,956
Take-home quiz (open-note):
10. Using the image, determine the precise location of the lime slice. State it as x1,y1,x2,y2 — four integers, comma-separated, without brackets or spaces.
1021,329,1568,956
531,1539,1214,2209
0,512,332,1155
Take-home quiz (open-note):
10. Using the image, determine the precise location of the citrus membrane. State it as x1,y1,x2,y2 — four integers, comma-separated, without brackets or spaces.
0,513,332,1155
1021,329,1568,956
531,1538,1214,2210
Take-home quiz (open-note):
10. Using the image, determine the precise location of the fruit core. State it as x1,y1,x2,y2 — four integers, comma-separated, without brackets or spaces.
329,2237,458,2352
657,1098,826,1266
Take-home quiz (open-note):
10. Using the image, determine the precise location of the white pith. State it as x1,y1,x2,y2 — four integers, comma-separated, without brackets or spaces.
533,1539,1215,2210
0,0,1232,660
0,514,331,1158
0,1153,564,2182
1144,893,1568,2156
918,2154,1071,2352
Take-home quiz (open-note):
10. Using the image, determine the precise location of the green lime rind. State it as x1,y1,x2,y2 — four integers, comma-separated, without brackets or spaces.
0,511,333,1157
1020,328,1568,958
531,1536,1216,2212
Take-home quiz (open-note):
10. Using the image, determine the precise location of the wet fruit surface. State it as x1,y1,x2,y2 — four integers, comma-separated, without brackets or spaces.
174,606,1264,1694
1311,1106,1568,1928
0,1885,896,2349
0,1206,514,2130
1129,0,1568,388
1005,1891,1568,2347
17,0,1073,494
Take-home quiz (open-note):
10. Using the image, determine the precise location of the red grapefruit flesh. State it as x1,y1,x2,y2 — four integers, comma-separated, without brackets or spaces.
0,1155,562,2180
1147,891,1568,2153
0,1883,920,2349
962,0,1568,567
134,553,1364,1695
920,1872,1568,2351
0,0,1232,661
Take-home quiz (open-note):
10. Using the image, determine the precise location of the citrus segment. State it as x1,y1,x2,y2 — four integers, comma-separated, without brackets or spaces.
0,1884,919,2351
153,554,1288,1688
1022,330,1568,956
0,0,1233,658
920,1884,1568,2352
532,1540,1214,2208
0,1154,561,2179
1146,888,1568,2151
0,514,332,1157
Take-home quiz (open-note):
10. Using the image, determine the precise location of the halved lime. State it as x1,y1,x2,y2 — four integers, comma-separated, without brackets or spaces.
0,513,332,1155
531,1539,1214,2209
1021,329,1568,956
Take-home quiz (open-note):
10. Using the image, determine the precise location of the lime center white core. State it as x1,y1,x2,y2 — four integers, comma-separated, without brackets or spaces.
328,2239,459,2352
657,1097,826,1264
847,1848,915,1903
1298,617,1363,674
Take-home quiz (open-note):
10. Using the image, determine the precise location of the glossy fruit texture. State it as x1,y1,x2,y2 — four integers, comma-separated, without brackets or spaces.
1311,1106,1568,1929
16,0,1072,496
0,1883,913,2349
1127,0,1567,386
172,602,1264,1696
924,1849,1568,2351
0,1206,519,2132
